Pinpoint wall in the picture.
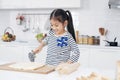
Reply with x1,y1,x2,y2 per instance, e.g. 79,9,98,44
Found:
0,9,80,42
78,0,120,45
0,11,10,36
0,0,120,45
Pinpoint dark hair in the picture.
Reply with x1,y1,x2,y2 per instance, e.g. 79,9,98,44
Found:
50,9,76,41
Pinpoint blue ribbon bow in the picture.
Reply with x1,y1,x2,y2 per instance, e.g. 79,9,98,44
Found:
57,37,68,47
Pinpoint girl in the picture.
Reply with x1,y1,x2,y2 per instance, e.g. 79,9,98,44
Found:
29,9,80,66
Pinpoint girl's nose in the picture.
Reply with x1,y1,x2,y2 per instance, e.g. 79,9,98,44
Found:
51,26,56,30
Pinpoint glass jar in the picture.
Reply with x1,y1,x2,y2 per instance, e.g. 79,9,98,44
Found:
82,35,88,44
94,36,100,45
88,36,94,45
78,35,83,44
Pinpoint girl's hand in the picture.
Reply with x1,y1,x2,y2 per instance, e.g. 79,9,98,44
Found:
32,49,39,54
66,60,73,64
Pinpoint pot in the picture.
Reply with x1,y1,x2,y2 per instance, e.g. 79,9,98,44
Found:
104,37,118,46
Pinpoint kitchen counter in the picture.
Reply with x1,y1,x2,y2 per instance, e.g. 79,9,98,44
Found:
0,40,40,47
0,40,120,50
78,44,120,50
0,61,115,80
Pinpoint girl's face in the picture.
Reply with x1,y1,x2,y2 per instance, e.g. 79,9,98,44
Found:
50,19,67,35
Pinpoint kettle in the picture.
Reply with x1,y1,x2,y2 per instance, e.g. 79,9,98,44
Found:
104,37,118,46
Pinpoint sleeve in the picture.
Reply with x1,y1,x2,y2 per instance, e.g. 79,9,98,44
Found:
42,35,49,45
68,34,80,62
42,29,54,45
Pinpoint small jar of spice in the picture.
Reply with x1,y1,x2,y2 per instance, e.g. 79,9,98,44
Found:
94,36,100,45
82,35,88,44
88,36,94,45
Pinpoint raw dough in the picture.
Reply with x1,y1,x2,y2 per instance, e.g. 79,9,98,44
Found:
55,62,80,74
76,72,111,80
9,62,44,70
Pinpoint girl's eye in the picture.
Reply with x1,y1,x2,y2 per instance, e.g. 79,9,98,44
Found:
55,25,58,27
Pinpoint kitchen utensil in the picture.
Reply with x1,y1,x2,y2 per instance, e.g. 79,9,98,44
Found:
28,51,36,62
22,15,30,32
114,37,117,42
99,27,105,36
104,37,118,46
100,36,106,46
104,29,108,36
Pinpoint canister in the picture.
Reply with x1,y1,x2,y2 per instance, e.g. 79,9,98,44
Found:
82,35,88,44
94,36,100,45
88,36,94,45
78,35,83,44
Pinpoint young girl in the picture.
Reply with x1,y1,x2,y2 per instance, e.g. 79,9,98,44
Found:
29,9,80,66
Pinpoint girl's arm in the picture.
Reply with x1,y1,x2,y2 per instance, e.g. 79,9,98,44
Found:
32,41,46,54
68,34,80,63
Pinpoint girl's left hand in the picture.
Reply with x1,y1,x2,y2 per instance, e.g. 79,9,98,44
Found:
66,60,73,64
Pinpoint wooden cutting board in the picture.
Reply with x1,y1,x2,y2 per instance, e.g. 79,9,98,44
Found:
117,61,120,80
0,62,55,74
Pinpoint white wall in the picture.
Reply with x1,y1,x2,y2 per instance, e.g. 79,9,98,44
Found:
78,0,120,44
0,0,120,45
0,11,10,36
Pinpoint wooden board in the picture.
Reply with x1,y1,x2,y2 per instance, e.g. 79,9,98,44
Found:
0,63,55,74
117,61,120,80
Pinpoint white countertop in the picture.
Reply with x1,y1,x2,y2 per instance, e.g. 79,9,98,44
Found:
78,44,120,50
0,40,39,47
0,61,116,80
0,40,120,50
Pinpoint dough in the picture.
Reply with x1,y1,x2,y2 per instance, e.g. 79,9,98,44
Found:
9,62,44,70
117,61,120,80
55,62,80,74
76,72,111,80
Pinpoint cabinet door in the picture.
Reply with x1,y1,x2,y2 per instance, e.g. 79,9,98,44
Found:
23,46,47,64
0,45,23,62
89,48,120,70
0,0,80,9
0,0,23,9
78,47,90,68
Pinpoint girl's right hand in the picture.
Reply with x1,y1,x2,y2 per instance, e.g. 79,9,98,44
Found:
32,49,39,54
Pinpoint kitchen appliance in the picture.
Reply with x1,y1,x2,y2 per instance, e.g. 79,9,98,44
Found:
104,37,118,46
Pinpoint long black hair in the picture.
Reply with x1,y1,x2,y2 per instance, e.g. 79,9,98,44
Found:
50,9,76,42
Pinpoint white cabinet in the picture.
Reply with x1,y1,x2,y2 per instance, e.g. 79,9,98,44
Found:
0,0,80,9
78,45,120,70
0,45,23,62
0,43,47,63
78,48,90,68
89,48,120,70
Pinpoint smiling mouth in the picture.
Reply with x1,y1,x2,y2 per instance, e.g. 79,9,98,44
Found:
53,29,58,32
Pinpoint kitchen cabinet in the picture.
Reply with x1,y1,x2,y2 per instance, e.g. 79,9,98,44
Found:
89,48,120,70
0,45,23,62
78,45,120,70
0,42,120,71
0,0,80,9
